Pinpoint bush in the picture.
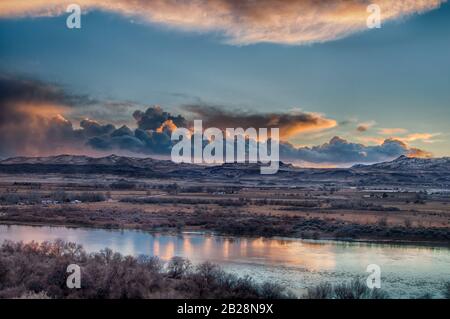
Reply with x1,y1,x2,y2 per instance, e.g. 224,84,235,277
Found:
444,282,450,299
50,191,70,203
302,279,389,299
334,279,370,299
304,283,333,299
110,181,136,190
76,192,106,202
167,257,192,279
258,282,287,299
0,192,42,205
0,240,293,299
377,217,388,227
49,191,106,203
15,291,51,299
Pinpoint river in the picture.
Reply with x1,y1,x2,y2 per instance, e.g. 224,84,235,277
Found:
0,224,449,298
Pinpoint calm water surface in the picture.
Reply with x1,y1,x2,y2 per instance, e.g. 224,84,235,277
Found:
0,224,449,298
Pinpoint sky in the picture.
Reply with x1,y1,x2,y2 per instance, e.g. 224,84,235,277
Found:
0,0,449,166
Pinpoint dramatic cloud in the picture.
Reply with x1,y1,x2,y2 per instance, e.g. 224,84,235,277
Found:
0,74,95,108
356,121,376,132
407,148,433,158
280,136,431,166
0,76,177,157
0,75,89,157
360,130,441,145
183,104,337,139
133,106,186,131
0,0,445,45
0,75,433,165
79,119,115,137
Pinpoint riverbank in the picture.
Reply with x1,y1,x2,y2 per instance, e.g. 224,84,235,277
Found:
1,204,449,245
1,220,449,248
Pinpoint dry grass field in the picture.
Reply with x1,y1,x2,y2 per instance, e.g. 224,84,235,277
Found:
1,173,449,243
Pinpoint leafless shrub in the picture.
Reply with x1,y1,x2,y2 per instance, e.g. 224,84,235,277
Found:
0,240,293,299
377,217,388,227
167,257,192,279
15,291,51,299
303,279,389,299
334,279,369,299
404,218,412,228
50,191,106,203
304,283,333,299
444,282,450,299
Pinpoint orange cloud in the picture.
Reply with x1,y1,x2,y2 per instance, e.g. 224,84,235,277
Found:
0,101,84,157
378,128,408,135
407,148,433,158
361,131,440,145
400,133,440,142
356,121,376,132
0,0,445,45
156,119,178,133
279,115,337,139
357,136,385,145
355,136,434,159
183,105,337,140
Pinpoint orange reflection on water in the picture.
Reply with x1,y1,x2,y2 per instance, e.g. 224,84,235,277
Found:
182,236,193,257
163,235,338,271
2,226,449,277
152,238,160,256
244,238,337,271
160,241,175,260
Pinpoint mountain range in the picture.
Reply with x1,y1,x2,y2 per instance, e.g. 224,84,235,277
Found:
1,154,449,188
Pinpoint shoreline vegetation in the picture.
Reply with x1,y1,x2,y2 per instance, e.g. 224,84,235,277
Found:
0,203,449,245
2,240,448,299
0,220,449,248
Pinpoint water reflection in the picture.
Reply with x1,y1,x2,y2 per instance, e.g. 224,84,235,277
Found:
0,224,449,298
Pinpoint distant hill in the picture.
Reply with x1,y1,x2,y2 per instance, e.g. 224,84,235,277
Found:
353,155,450,171
1,154,450,188
0,154,162,167
0,154,169,178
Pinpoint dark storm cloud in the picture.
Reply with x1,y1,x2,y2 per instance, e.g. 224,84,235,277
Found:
182,104,337,139
133,106,186,131
86,128,172,154
111,125,134,137
0,76,177,157
85,107,183,154
0,75,432,164
357,125,369,132
0,76,85,156
79,119,115,137
280,136,419,165
0,74,96,108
